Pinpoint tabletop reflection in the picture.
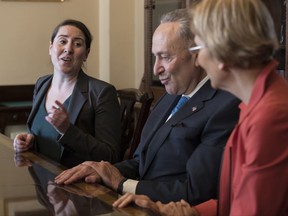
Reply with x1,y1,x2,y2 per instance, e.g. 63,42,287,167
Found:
0,133,152,216
28,163,113,216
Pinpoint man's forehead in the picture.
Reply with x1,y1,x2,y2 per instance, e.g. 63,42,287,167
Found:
152,24,187,52
155,22,180,35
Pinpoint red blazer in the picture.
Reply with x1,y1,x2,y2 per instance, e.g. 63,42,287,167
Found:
196,60,288,216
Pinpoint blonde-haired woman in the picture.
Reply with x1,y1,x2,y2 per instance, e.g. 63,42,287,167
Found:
190,0,288,215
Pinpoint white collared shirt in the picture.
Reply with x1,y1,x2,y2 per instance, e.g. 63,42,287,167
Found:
166,76,209,121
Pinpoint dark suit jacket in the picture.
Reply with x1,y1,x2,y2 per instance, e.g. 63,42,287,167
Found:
27,70,121,167
115,80,240,205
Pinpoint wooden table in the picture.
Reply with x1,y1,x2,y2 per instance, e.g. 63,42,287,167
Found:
0,133,153,216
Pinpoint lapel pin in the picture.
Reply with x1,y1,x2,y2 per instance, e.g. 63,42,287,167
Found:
192,106,197,112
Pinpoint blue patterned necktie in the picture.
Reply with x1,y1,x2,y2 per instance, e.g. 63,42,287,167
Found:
170,96,189,116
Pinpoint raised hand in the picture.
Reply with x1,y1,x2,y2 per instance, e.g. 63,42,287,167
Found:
45,100,70,135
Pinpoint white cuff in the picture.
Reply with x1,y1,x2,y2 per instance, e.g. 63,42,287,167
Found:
122,179,139,194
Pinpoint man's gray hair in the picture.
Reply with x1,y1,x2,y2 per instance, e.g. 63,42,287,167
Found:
160,9,194,44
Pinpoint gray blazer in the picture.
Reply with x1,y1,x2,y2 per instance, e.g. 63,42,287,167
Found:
27,70,121,167
115,80,240,205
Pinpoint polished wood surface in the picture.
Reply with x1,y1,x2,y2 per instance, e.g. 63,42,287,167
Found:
0,133,153,216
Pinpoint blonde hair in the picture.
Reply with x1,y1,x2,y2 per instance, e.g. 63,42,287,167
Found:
191,0,279,68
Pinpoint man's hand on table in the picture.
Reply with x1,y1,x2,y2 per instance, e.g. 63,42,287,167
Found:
55,161,124,192
55,161,101,185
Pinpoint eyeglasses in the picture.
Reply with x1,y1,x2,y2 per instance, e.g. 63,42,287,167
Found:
188,45,205,52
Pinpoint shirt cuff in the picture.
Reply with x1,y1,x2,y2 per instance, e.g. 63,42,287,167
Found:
122,179,139,194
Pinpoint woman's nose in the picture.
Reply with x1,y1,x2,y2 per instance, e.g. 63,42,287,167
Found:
64,43,73,54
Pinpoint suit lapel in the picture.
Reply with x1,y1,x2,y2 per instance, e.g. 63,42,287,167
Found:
27,76,52,129
59,72,87,158
67,71,88,124
139,94,178,151
140,81,217,178
137,94,178,175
